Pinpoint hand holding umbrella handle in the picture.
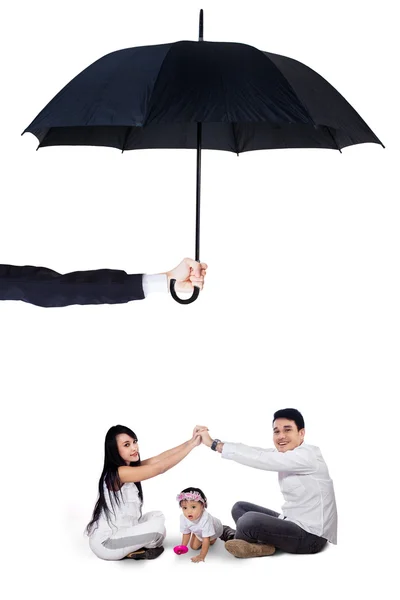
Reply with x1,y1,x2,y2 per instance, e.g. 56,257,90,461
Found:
169,279,200,304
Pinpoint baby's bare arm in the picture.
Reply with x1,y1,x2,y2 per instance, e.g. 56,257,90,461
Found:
191,537,211,563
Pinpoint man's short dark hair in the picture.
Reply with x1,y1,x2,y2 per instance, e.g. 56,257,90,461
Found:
273,408,305,431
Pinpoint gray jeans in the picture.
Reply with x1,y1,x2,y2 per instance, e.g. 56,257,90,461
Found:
232,501,327,554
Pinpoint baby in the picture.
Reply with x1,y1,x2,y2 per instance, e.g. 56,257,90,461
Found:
176,487,223,562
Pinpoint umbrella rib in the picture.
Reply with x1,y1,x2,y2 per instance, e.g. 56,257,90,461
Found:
261,51,316,127
324,126,342,153
142,43,175,126
213,45,240,155
36,127,51,150
121,126,133,153
231,122,240,155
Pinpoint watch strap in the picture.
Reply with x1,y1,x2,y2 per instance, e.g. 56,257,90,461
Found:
211,438,221,451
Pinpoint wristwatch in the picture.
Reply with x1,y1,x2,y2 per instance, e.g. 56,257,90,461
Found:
211,438,221,451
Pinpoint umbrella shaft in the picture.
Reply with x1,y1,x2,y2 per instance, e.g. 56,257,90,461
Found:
195,122,202,262
196,10,204,261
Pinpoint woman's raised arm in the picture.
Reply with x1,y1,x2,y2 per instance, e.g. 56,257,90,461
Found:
141,427,207,466
119,435,200,483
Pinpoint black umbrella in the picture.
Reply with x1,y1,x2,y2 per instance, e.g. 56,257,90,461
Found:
24,10,383,304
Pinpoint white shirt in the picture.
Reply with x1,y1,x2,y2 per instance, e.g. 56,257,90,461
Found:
142,274,168,296
222,442,337,544
180,509,223,540
90,482,142,540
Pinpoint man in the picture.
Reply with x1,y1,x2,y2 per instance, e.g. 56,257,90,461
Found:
0,257,207,307
197,408,337,558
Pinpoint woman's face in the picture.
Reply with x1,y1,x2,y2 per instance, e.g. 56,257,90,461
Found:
116,434,139,464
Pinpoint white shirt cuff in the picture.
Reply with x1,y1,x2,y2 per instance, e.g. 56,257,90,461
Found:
221,442,235,459
142,274,168,296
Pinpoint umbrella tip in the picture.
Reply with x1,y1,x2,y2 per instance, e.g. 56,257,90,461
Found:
199,9,204,42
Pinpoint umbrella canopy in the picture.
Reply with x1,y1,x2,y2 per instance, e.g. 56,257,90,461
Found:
24,10,382,304
25,40,381,153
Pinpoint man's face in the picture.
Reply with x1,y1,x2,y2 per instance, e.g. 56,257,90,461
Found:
273,418,304,452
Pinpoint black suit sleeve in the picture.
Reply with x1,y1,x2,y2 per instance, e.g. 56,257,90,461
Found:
0,264,145,307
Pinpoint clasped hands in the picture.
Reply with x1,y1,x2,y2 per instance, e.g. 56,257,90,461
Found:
190,425,214,448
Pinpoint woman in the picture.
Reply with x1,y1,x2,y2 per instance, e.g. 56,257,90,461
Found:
86,424,201,560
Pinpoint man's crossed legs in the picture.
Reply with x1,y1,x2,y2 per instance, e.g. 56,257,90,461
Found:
220,501,327,558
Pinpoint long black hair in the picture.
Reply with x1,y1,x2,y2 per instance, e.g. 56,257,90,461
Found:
86,425,143,535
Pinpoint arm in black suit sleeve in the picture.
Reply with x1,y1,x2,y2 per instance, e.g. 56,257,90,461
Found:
0,264,145,307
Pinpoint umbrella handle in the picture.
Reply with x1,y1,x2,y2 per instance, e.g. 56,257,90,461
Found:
169,279,200,305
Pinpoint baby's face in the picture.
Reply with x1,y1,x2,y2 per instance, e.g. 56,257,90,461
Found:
180,500,204,521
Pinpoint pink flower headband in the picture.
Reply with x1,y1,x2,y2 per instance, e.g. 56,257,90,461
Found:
176,491,205,504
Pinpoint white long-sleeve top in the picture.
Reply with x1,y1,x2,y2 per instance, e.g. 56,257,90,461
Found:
222,442,337,544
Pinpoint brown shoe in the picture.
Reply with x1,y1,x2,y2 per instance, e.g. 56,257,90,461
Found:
143,546,164,560
124,546,164,560
225,539,276,558
124,548,146,560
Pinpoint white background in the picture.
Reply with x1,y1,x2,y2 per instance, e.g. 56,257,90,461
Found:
0,0,398,598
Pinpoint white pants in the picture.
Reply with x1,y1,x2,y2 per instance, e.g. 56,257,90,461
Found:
89,511,166,561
